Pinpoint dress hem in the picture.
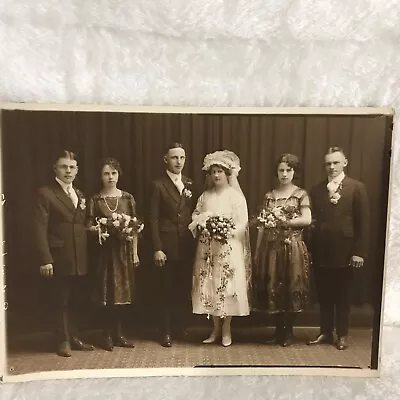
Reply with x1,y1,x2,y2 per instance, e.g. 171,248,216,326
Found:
193,311,250,317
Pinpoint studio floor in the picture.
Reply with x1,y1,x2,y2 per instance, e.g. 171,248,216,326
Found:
6,326,373,376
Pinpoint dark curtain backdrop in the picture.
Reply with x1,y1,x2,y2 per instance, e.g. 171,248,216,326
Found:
1,110,391,333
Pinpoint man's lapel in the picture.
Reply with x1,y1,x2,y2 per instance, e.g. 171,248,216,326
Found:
340,176,350,189
320,179,331,205
74,187,86,218
51,181,76,213
178,175,192,210
337,175,351,200
162,173,181,205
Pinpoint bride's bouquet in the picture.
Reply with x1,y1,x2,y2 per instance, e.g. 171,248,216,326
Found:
193,213,236,245
95,212,144,245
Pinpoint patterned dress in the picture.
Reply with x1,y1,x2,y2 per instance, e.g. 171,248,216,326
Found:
191,187,251,317
252,187,310,313
88,191,136,306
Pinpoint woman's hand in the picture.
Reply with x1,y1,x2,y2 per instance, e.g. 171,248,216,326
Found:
133,254,140,267
285,219,294,228
88,226,99,233
99,231,109,241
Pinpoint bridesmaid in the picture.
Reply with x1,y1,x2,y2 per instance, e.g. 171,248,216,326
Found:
88,157,140,351
252,153,311,346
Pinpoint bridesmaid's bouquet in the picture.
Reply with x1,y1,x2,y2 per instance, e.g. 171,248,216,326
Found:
251,205,299,230
95,212,144,245
197,214,236,245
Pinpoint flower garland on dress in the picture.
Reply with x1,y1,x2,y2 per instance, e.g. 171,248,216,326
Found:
196,214,236,317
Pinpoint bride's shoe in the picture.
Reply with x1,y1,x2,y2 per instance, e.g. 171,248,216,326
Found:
222,335,232,347
221,317,232,347
202,331,220,344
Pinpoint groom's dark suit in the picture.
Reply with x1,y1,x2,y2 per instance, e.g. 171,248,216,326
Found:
33,180,88,344
149,173,196,337
311,176,369,338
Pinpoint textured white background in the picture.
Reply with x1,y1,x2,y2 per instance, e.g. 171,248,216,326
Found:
1,0,400,398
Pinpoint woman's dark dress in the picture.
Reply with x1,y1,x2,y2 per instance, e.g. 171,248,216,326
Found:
88,191,136,306
253,188,310,313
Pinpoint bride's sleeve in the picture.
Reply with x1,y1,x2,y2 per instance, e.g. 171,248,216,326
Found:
232,193,249,239
188,192,205,237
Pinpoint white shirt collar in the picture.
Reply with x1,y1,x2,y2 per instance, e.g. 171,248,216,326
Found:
166,170,182,182
55,177,73,192
328,171,345,184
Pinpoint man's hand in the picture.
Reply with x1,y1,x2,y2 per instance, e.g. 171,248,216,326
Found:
154,250,167,267
350,255,364,268
40,264,54,277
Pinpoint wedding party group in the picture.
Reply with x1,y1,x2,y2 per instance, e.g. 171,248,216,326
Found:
33,142,370,358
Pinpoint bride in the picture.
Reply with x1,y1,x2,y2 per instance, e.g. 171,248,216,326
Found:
189,150,251,347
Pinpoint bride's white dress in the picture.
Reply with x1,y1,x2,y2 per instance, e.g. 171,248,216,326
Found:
191,186,250,317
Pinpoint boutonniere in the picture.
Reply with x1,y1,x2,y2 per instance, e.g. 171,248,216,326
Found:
329,182,343,205
79,198,86,210
183,180,193,198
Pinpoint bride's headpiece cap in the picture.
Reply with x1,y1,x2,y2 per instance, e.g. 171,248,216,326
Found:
202,150,241,174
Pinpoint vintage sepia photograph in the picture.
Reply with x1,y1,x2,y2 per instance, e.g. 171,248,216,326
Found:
0,104,394,381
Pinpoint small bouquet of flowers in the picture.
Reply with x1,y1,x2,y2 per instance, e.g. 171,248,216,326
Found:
251,205,300,243
252,205,300,229
196,214,236,245
95,212,144,245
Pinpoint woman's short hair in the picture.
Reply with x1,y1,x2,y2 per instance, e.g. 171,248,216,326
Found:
274,153,301,178
101,157,123,176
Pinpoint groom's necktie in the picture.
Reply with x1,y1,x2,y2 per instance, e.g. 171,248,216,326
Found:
66,186,78,208
173,177,185,195
327,179,340,194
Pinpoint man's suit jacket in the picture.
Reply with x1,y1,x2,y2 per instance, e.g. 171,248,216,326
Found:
33,181,88,277
149,173,196,262
310,176,370,268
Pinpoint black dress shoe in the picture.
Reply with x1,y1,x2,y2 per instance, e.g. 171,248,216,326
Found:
307,333,334,345
114,335,135,348
70,337,95,351
280,334,294,347
57,341,72,357
336,336,348,351
265,334,277,344
102,333,114,351
161,334,172,348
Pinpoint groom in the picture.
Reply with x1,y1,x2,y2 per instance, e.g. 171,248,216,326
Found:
308,147,370,351
149,142,196,347
33,150,94,357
